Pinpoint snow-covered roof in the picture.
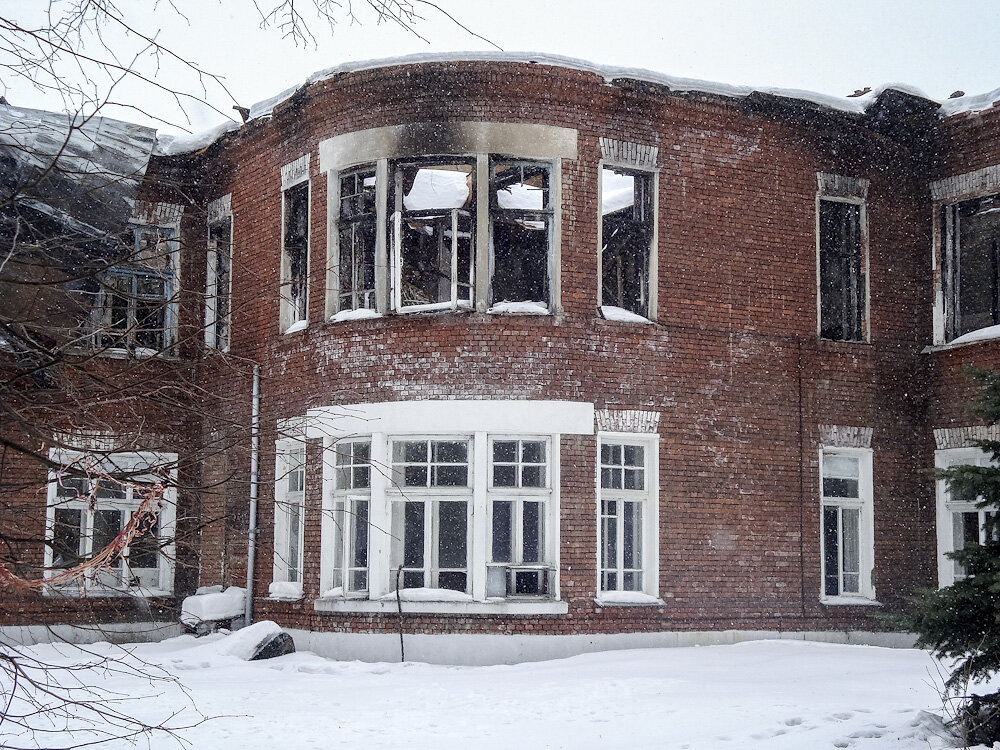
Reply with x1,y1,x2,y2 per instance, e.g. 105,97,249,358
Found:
153,52,1000,157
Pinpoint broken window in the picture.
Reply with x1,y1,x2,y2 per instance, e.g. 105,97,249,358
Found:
206,216,232,350
330,439,371,593
391,161,474,312
487,438,552,597
94,226,177,352
273,441,305,585
942,194,1000,340
818,199,865,341
337,167,378,312
390,439,470,592
820,448,873,600
601,167,653,317
282,181,309,327
490,160,552,306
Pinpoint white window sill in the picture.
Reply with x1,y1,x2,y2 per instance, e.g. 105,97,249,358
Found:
96,346,175,360
594,594,664,607
488,301,551,315
820,596,881,606
43,586,173,598
314,597,568,616
330,308,382,323
266,595,304,602
598,306,653,324
283,320,309,334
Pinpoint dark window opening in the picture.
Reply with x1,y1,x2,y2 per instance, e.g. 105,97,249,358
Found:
601,167,653,317
490,160,552,306
208,217,232,349
283,181,309,324
819,199,864,341
338,167,378,311
943,194,1000,340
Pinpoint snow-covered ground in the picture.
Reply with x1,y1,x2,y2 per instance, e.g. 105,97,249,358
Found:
0,625,982,749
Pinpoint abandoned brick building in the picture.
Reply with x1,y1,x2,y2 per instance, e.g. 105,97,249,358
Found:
3,54,1000,662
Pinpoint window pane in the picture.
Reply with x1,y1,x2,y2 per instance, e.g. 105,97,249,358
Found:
819,199,863,341
433,441,467,463
623,501,642,572
493,441,517,463
521,465,544,488
523,501,542,563
93,509,123,568
624,468,644,491
403,503,424,568
437,501,467,569
601,515,617,576
822,477,859,498
841,508,860,594
822,506,840,596
56,477,87,499
287,501,301,583
404,465,428,487
437,571,467,591
521,441,545,464
401,441,426,463
52,508,82,568
823,455,859,478
352,499,369,569
493,465,517,487
96,481,126,500
433,465,468,487
956,195,1000,336
492,501,513,562
129,514,159,570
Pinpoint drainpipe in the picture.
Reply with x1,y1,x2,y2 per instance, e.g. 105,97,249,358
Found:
244,364,261,625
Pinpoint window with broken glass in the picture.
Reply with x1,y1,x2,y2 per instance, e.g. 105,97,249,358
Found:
941,194,1000,341
818,198,866,341
487,438,552,597
273,442,305,585
389,439,471,592
490,160,552,306
282,181,309,328
599,441,649,593
206,216,232,350
329,439,371,594
94,226,177,352
391,161,475,312
820,448,873,600
45,453,175,594
601,167,653,318
337,167,378,312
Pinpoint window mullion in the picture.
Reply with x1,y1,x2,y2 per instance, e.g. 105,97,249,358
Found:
451,209,459,309
471,432,488,600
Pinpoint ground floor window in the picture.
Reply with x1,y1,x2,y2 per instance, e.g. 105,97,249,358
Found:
819,447,874,601
45,450,176,595
935,447,998,586
273,440,305,588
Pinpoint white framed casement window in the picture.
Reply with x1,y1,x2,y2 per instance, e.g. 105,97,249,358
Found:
273,440,306,589
205,195,233,351
390,160,475,313
816,174,869,342
388,438,473,592
326,438,371,595
44,450,177,595
935,447,997,587
333,165,378,314
598,164,657,321
596,433,660,601
280,155,310,332
487,436,555,597
819,447,875,602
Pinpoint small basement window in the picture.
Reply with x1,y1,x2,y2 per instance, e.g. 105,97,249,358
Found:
490,160,552,307
601,167,654,318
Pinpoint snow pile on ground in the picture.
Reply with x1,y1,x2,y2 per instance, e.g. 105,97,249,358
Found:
179,586,245,626
3,638,993,749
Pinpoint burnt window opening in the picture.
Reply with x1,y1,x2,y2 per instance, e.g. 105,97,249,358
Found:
207,217,232,350
601,167,653,317
283,181,309,326
942,194,1000,341
490,160,552,306
338,167,378,312
93,226,176,352
391,161,475,312
818,199,865,341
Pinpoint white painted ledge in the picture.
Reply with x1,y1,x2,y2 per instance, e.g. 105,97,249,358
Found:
314,598,568,616
820,596,881,607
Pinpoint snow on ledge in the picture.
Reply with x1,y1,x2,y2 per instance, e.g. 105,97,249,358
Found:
948,324,1000,346
378,587,474,603
283,320,308,334
268,581,303,600
600,305,652,324
489,300,550,315
595,591,664,606
180,586,246,626
153,119,240,156
330,308,382,323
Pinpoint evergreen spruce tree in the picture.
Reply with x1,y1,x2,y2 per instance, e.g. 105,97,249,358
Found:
904,368,1000,744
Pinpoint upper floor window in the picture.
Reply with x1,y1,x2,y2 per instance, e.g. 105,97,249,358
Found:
206,207,232,351
600,167,655,319
337,167,377,312
94,226,178,353
816,173,868,342
280,154,311,332
819,447,874,601
941,194,1000,341
490,160,552,307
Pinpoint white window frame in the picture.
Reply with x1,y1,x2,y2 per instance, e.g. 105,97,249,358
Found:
595,432,660,601
44,449,177,596
597,161,658,321
280,155,311,332
323,438,372,596
819,446,875,603
935,446,997,587
205,200,233,351
272,439,306,589
331,164,379,316
815,193,869,342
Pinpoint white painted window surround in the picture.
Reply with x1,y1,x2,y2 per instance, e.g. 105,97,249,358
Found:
308,400,592,615
935,447,997,587
272,439,306,596
819,446,876,605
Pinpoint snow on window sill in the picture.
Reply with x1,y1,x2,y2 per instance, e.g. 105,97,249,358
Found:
283,320,309,334
42,585,173,599
488,301,550,315
924,324,1000,353
599,306,653,324
330,308,382,323
820,596,881,607
314,596,568,616
594,592,664,607
267,581,304,601
398,301,474,315
96,345,176,360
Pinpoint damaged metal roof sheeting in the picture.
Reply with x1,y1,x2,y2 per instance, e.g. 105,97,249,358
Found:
0,103,157,235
